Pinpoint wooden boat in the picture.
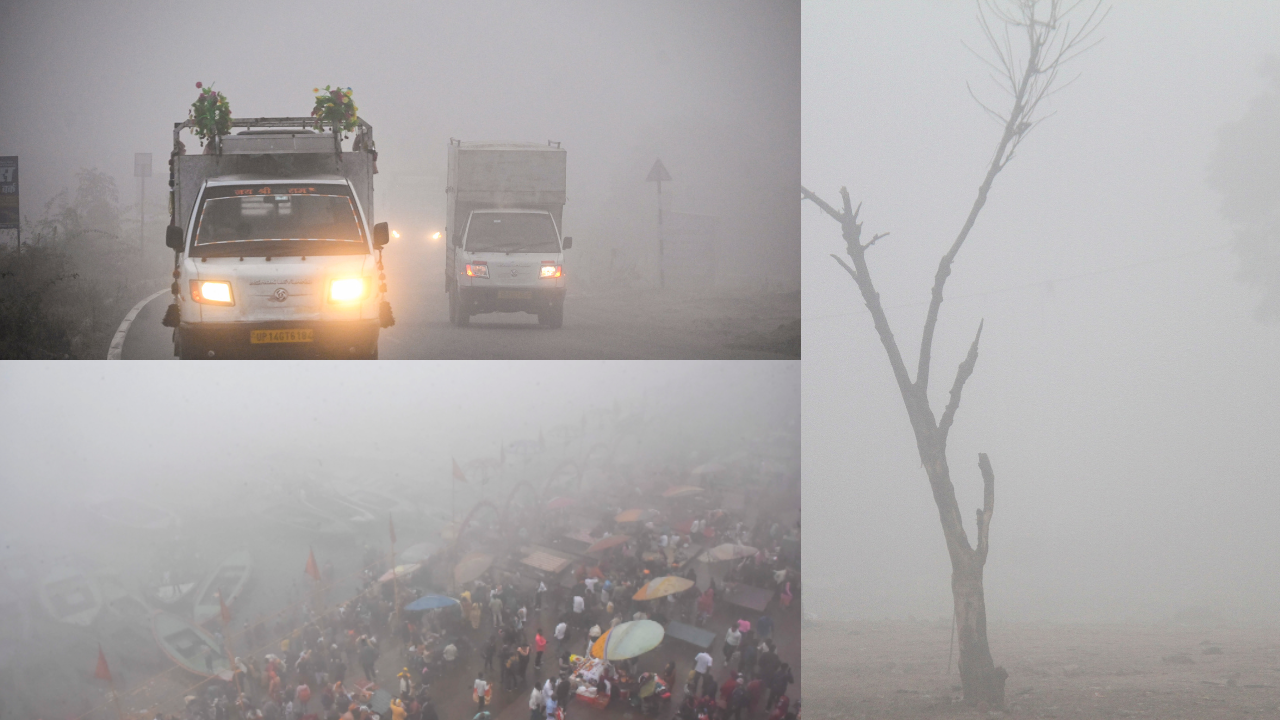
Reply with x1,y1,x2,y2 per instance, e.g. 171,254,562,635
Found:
38,566,102,627
85,497,180,531
299,487,376,526
191,549,252,625
147,578,197,607
340,484,415,519
258,502,352,538
96,572,152,627
151,611,232,680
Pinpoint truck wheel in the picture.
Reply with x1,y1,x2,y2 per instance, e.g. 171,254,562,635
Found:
547,301,564,329
177,332,202,360
450,288,470,326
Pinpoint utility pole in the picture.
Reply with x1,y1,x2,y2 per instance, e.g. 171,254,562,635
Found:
646,159,672,289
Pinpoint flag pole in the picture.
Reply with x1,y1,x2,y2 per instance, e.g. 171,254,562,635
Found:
108,674,126,720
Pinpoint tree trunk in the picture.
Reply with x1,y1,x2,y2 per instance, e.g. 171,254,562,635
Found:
953,553,1006,707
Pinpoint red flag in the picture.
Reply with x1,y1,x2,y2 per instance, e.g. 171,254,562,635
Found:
218,590,231,624
94,645,112,682
452,457,468,483
389,513,396,545
305,547,321,581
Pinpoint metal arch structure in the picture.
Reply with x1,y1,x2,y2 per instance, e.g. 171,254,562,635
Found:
542,459,583,496
501,480,541,523
449,499,502,556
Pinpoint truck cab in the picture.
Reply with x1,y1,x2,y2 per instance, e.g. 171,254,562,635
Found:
445,140,570,328
165,120,391,358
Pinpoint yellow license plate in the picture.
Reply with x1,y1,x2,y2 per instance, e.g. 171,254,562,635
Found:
250,329,314,344
497,290,531,300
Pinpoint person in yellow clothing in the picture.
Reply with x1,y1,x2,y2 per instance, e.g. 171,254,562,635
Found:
389,698,407,720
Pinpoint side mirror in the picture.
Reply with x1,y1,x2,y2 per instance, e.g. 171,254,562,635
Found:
562,236,573,250
165,225,184,251
373,222,390,249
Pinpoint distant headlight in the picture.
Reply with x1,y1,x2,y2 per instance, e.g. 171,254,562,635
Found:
466,263,489,278
191,280,233,305
540,265,563,279
329,277,370,303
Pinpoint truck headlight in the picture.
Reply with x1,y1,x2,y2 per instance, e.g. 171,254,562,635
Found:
329,277,370,303
465,263,489,278
190,280,234,306
540,264,563,279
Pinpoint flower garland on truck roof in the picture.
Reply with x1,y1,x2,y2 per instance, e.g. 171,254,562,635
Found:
189,82,231,147
312,85,358,138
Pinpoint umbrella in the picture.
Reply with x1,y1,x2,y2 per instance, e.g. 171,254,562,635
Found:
590,619,665,660
661,485,703,499
453,552,493,586
700,543,757,562
690,462,725,476
632,575,695,601
546,497,576,510
586,534,630,554
397,542,435,564
404,594,459,612
378,563,420,583
615,508,655,523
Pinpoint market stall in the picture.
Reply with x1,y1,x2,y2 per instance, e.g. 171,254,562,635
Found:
719,581,773,613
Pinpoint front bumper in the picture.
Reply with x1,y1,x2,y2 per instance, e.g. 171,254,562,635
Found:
178,320,379,359
458,286,565,315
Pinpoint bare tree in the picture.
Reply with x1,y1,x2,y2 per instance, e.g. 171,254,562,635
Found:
802,0,1106,707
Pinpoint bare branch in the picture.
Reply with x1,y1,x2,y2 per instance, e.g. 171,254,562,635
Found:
939,320,984,442
800,185,844,225
830,254,858,281
975,452,995,564
865,231,890,251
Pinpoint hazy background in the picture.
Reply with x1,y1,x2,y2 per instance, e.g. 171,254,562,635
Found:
803,1,1280,626
0,0,799,291
0,361,798,526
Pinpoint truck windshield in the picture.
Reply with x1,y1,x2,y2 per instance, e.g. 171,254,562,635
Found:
192,184,366,256
464,212,560,253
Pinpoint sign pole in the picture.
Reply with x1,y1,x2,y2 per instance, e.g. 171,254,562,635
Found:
646,160,672,290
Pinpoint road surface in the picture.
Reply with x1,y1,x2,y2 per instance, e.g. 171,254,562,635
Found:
116,285,800,360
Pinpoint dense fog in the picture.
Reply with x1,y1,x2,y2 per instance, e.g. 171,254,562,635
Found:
803,2,1280,626
0,360,799,717
0,1,798,293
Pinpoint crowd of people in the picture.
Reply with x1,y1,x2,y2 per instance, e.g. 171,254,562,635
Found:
160,479,799,720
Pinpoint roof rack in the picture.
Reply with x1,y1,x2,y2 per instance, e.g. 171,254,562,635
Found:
173,116,374,159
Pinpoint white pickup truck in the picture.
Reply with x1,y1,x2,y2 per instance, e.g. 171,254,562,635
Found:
163,117,392,358
445,140,571,328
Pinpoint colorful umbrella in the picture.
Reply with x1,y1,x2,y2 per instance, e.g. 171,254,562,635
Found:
661,485,703,499
378,563,420,583
453,552,493,586
615,508,656,523
404,594,459,612
546,497,576,510
397,542,435,564
632,575,695,601
700,543,757,562
590,619,665,660
586,534,631,554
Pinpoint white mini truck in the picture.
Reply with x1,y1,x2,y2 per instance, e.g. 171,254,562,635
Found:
445,140,571,328
164,117,391,359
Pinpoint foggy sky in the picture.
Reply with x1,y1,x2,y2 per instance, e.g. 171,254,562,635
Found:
0,0,799,286
803,2,1280,624
0,361,798,535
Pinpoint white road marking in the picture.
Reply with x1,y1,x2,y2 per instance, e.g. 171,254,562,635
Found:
106,289,168,360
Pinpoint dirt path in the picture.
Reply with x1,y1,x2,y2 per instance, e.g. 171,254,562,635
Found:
802,619,1280,719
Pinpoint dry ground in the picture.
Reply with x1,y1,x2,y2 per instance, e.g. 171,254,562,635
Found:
803,619,1280,719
